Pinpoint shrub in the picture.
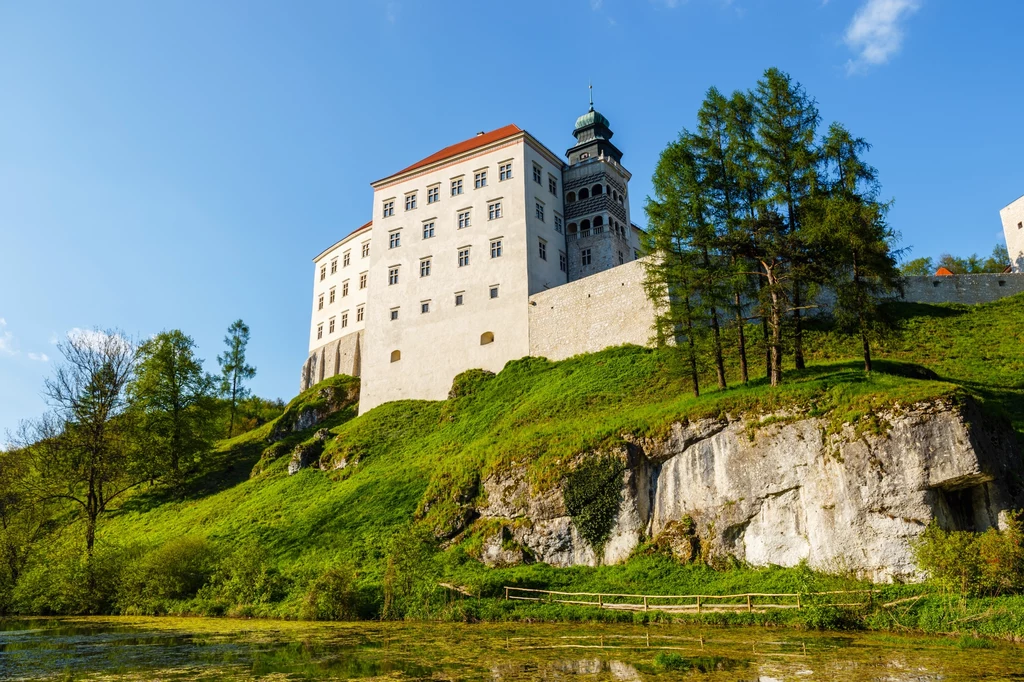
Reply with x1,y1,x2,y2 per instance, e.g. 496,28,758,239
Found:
912,513,1024,597
381,525,439,620
563,455,625,557
13,539,127,615
301,565,359,621
117,536,219,613
199,540,286,610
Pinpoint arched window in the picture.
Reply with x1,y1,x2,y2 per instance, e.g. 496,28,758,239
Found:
592,184,603,195
594,215,604,227
579,188,590,200
390,350,401,363
612,190,618,201
480,331,494,345
567,222,578,234
619,193,625,205
581,219,591,232
567,191,576,203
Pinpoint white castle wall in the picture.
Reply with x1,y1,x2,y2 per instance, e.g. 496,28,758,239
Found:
1000,195,1024,273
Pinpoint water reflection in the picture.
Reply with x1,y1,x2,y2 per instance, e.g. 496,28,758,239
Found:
0,617,1021,681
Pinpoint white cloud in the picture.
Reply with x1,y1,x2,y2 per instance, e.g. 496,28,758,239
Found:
386,1,398,23
0,318,14,356
844,0,921,73
27,352,49,362
590,0,603,10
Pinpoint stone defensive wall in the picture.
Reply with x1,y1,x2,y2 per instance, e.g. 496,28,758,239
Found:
900,273,1024,305
300,330,362,392
528,258,657,361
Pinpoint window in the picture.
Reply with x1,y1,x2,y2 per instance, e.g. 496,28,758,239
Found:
581,248,592,266
619,251,624,265
342,280,349,297
538,239,547,261
420,258,431,277
451,178,463,196
356,305,364,322
317,323,323,339
559,251,567,272
390,350,401,362
549,176,557,195
480,331,494,345
554,215,563,233
341,312,348,328
421,301,430,314
499,162,512,181
488,202,502,220
1019,221,1023,229
490,239,502,258
318,294,324,310
634,249,640,260
405,193,417,211
423,221,435,239
329,317,335,334
389,231,401,249
320,265,326,281
489,286,499,299
458,210,471,229
532,164,542,184
428,186,440,204
329,287,336,304
458,248,470,267
567,191,576,203
359,272,367,289
579,188,590,200
592,183,603,195
455,293,464,306
580,152,590,160
343,251,350,267
535,202,544,222
390,308,399,321
382,199,394,217
474,170,487,189
330,258,337,274
388,267,399,285
361,242,370,258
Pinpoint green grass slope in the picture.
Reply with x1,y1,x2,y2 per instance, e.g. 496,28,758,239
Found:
81,294,1024,626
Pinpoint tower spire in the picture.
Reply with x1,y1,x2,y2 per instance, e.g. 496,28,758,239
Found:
589,80,593,110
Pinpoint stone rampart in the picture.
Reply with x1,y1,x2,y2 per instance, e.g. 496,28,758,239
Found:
300,330,362,392
901,273,1024,305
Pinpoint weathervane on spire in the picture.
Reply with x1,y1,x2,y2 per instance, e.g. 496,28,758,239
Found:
589,80,594,110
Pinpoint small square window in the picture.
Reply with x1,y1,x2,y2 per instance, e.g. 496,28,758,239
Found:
390,308,399,321
499,162,512,181
320,266,326,281
328,317,335,334
455,293,464,306
343,251,351,267
548,176,557,195
388,267,399,285
1019,221,1023,230
330,259,337,274
317,323,323,339
582,248,592,266
389,231,401,249
555,215,563,233
474,170,487,189
458,248,470,267
559,251,567,272
329,288,336,304
405,193,417,211
359,272,367,289
535,203,544,222
428,186,440,204
362,243,370,258
490,239,502,258
458,211,471,229
420,258,431,277
341,312,348,328
423,222,435,239
488,202,502,220
342,281,349,297
489,286,499,299
382,200,394,218
538,239,547,261
451,178,463,196
356,305,364,322
421,301,430,314
532,164,542,184
318,294,324,310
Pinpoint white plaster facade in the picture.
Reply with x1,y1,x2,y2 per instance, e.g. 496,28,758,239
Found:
302,114,647,413
1000,194,1024,273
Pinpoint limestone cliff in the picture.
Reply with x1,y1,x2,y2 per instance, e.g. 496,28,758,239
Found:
474,396,1021,582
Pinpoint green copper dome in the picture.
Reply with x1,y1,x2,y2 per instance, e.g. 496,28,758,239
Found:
574,107,611,131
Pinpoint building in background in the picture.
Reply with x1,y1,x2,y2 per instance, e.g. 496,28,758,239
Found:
1000,194,1024,273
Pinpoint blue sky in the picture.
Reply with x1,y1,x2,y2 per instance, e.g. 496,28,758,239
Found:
1,0,1022,436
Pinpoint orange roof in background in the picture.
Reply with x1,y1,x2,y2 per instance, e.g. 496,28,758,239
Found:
934,266,954,276
384,125,523,180
347,219,372,238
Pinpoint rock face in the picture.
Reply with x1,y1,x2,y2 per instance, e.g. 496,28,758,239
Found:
475,397,1021,581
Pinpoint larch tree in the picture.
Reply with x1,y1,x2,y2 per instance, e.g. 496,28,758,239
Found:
218,319,256,438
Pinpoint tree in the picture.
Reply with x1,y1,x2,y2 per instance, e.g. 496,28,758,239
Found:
218,320,256,437
131,330,219,486
811,123,904,372
23,329,144,555
753,68,821,373
900,257,934,276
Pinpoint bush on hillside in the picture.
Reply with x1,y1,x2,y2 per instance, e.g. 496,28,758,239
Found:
197,540,286,614
563,455,626,559
117,536,219,613
12,538,128,615
300,565,360,621
912,512,1024,597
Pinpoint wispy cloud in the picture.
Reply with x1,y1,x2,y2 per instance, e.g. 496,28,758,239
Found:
844,0,921,74
386,1,399,23
27,352,49,362
590,0,603,10
0,319,14,356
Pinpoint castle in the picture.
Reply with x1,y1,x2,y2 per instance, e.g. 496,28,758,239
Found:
1001,194,1024,273
301,105,655,413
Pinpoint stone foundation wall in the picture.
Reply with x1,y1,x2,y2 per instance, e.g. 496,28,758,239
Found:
300,330,363,392
901,273,1024,305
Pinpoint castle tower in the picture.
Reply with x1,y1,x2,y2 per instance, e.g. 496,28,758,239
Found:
563,91,639,281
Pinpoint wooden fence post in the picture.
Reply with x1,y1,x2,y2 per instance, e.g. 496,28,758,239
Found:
747,595,752,613
504,587,509,601
644,596,648,612
696,596,701,614
598,594,603,609
797,593,801,609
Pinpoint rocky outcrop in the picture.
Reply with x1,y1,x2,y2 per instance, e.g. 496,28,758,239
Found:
268,380,358,443
474,397,1021,581
287,428,331,475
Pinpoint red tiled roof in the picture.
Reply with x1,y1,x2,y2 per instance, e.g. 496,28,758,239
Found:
385,125,523,180
934,266,954,276
346,219,372,239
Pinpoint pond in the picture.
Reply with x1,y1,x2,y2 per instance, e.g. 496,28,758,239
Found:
1,617,1022,681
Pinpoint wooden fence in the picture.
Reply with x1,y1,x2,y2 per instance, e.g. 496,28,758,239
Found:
503,586,878,614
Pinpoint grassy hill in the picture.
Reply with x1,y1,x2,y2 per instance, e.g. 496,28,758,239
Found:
12,294,1024,634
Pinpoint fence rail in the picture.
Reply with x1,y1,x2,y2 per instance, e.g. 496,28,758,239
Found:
503,586,879,614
